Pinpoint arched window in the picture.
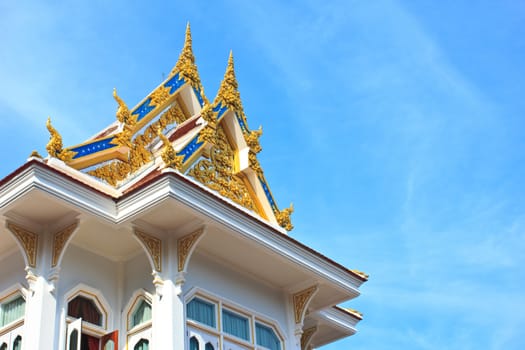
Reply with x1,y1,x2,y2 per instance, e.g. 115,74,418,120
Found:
131,299,151,329
68,296,102,326
69,330,78,350
0,295,25,327
134,339,149,350
12,335,22,350
189,336,199,350
205,342,215,350
0,343,7,350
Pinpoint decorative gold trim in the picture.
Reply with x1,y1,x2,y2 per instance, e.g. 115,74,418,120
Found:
177,228,204,272
6,222,38,268
134,230,162,272
301,326,317,350
292,285,318,324
351,269,369,280
52,222,78,267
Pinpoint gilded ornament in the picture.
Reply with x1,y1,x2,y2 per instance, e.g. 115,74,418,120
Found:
52,223,78,267
87,160,130,186
29,150,43,159
112,89,136,148
188,126,256,211
134,229,162,272
6,222,38,268
197,104,218,144
87,104,185,186
276,203,294,231
215,52,244,113
159,131,183,170
245,126,262,153
171,23,208,104
177,228,204,272
293,285,318,324
113,88,133,124
150,85,172,107
46,117,75,161
300,327,317,350
248,152,262,176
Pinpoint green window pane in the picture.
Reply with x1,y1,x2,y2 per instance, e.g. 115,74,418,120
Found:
222,309,249,341
187,298,216,328
256,323,281,350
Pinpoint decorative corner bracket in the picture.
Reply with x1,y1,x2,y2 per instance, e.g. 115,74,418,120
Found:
177,227,206,273
52,222,79,267
134,229,163,272
301,326,318,350
6,222,38,268
293,285,319,325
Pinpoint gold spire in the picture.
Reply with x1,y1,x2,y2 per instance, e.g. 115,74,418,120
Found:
215,51,243,113
46,117,74,162
172,22,206,100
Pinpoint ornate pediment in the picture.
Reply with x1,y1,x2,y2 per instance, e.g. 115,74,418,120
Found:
43,24,293,231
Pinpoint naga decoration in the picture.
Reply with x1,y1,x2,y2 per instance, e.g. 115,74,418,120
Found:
159,131,183,170
276,203,294,231
112,88,137,148
46,117,74,161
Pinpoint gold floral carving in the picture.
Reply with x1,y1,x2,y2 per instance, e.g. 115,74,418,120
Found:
188,126,256,211
52,222,78,267
293,285,318,324
245,126,262,153
46,117,75,161
6,222,38,268
134,229,162,272
159,132,183,170
88,103,185,186
177,228,204,272
300,326,317,350
276,203,294,231
150,85,172,107
197,104,218,144
248,152,262,176
172,23,208,104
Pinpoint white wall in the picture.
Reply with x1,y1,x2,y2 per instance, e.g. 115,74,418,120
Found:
183,252,289,334
0,251,26,293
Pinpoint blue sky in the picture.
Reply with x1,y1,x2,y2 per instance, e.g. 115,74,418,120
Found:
1,1,525,349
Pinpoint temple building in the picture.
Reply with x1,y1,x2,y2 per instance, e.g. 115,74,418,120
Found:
0,25,367,350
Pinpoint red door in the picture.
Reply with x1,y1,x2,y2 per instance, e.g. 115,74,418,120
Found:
100,330,118,350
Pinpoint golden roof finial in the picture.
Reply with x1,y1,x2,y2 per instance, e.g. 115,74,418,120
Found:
172,22,206,101
215,51,243,113
46,117,74,162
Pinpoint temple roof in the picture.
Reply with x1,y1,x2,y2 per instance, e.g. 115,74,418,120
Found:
43,24,293,231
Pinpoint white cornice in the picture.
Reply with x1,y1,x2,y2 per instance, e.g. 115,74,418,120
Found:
0,162,364,296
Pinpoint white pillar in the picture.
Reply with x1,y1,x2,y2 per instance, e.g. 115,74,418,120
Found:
22,269,57,350
151,276,185,350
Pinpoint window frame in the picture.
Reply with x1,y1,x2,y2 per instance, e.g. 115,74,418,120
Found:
64,284,111,338
0,286,27,334
185,289,285,350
